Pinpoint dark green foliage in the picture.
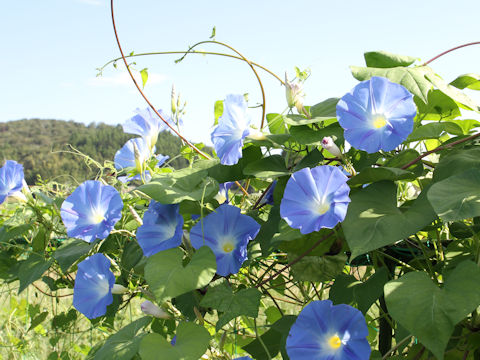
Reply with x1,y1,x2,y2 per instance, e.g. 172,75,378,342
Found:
0,119,187,184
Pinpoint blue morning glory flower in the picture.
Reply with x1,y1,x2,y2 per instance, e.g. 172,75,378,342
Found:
60,180,123,243
211,94,252,165
114,137,154,183
214,182,234,204
0,160,25,204
136,201,184,256
286,300,371,360
155,154,169,168
189,204,260,276
280,166,350,234
336,76,416,153
123,107,170,150
73,253,115,319
234,357,253,360
260,180,277,206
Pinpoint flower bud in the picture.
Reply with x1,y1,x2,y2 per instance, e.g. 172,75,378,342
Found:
171,84,177,114
246,129,267,141
111,284,128,294
140,300,170,319
285,73,305,113
321,137,342,158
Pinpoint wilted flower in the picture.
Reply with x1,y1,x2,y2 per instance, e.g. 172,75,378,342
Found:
189,204,260,276
136,201,184,257
214,182,234,204
114,137,154,183
60,180,123,243
155,154,169,168
261,180,277,206
280,166,350,234
286,300,370,360
321,137,342,158
336,76,416,153
123,107,170,150
140,300,170,319
73,253,115,319
285,73,305,114
0,160,25,204
211,94,251,166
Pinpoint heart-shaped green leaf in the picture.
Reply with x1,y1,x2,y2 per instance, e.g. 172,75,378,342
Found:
139,322,211,360
145,246,216,304
428,169,480,221
343,181,436,259
384,261,480,360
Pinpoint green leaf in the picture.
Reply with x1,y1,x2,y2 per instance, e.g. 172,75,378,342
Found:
213,100,223,126
449,119,480,134
18,253,52,293
310,98,339,118
364,51,417,68
289,122,343,145
145,246,216,304
407,122,464,142
28,311,48,332
290,254,346,282
384,261,480,360
243,155,289,178
0,224,32,243
284,114,334,126
200,279,262,331
343,181,436,259
428,169,480,221
384,149,423,177
414,90,461,120
266,113,287,134
348,167,415,186
139,322,210,360
433,148,480,182
140,68,148,89
350,65,433,103
54,239,92,273
138,168,218,204
242,316,297,360
450,73,480,91
94,317,151,360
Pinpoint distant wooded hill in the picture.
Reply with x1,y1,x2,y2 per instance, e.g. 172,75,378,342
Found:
0,119,189,184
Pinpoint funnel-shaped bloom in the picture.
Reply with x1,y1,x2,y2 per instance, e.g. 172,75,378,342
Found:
73,253,115,319
214,182,234,204
136,201,184,256
0,160,25,204
190,204,260,276
336,76,416,153
280,166,350,234
286,300,370,360
211,94,251,165
61,180,123,243
123,107,170,150
114,137,154,183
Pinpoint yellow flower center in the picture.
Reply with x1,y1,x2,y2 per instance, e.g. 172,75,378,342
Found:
222,242,235,253
328,335,342,349
318,202,330,215
372,115,387,129
91,210,105,224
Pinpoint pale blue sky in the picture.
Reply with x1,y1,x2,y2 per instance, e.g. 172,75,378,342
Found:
1,0,479,143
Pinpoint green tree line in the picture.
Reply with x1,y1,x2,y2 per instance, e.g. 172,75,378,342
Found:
0,119,188,184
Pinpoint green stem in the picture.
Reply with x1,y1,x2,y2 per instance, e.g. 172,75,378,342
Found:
254,318,272,360
379,295,393,356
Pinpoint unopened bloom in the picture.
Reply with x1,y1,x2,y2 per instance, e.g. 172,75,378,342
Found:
280,166,350,234
141,300,170,319
214,182,234,204
286,300,370,360
211,94,251,165
60,180,123,243
123,107,170,150
321,137,342,158
136,201,184,256
0,160,25,205
189,204,260,276
73,253,115,319
336,76,416,153
285,73,305,114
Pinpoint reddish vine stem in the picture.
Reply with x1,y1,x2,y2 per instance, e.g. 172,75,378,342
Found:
256,231,335,288
110,0,208,159
32,283,73,298
422,41,480,66
110,1,249,196
401,132,480,170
